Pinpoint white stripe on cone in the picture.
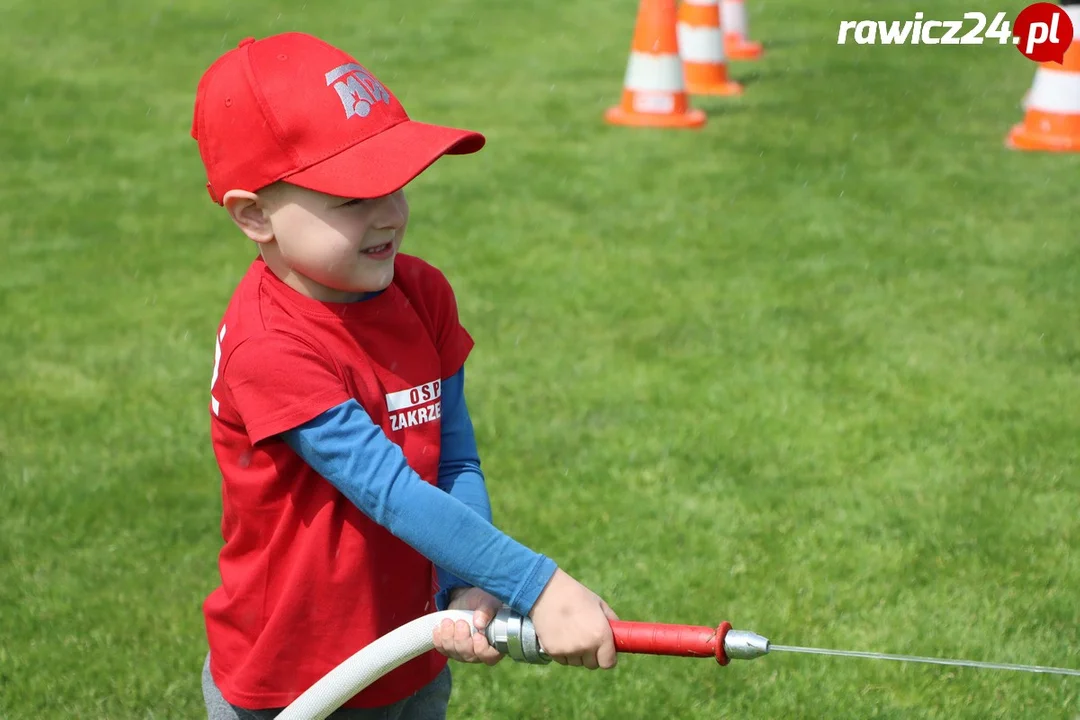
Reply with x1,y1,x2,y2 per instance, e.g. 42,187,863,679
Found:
1015,8,1080,112
1025,67,1080,114
722,0,748,35
677,24,726,62
1066,6,1080,40
624,53,686,92
682,0,717,6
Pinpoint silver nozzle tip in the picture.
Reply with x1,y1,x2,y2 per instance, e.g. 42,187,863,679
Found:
724,630,771,661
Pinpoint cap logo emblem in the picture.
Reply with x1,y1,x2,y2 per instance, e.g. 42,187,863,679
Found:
325,63,391,119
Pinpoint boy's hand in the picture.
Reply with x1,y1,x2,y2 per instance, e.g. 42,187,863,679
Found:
432,587,504,666
528,568,619,670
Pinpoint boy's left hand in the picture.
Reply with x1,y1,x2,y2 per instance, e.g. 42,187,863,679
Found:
432,588,505,666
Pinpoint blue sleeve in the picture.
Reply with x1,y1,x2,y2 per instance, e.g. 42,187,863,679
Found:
280,369,557,616
432,367,492,609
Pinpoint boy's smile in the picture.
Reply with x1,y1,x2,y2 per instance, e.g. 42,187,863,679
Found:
361,240,395,260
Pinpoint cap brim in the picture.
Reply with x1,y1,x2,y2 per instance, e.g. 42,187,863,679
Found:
280,120,485,199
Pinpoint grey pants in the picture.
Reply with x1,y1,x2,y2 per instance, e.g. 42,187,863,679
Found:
202,654,452,720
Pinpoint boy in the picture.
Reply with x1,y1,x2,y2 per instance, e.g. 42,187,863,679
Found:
191,32,619,720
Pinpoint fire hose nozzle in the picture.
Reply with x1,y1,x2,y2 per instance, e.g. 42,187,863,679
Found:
484,608,771,666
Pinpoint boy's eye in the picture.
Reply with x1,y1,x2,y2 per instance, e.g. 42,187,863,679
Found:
341,198,367,207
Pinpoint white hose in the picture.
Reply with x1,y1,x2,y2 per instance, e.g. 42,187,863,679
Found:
277,610,477,720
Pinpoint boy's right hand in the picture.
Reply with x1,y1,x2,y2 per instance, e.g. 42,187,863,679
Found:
528,568,619,670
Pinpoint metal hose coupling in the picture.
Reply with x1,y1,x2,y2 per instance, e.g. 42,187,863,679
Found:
483,607,771,665
484,607,551,664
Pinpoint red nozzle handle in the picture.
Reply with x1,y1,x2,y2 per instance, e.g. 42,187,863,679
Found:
610,620,734,665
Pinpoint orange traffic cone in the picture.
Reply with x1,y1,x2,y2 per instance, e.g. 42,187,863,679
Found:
1007,6,1080,151
721,0,763,60
677,0,743,96
605,0,706,128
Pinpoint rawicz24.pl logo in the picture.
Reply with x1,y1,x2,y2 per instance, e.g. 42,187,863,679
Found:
837,3,1075,64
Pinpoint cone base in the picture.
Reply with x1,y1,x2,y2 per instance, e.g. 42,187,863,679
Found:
686,79,744,96
604,106,707,128
726,39,763,60
1006,123,1080,152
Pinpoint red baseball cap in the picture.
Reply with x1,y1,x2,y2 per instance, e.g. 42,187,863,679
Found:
191,32,485,204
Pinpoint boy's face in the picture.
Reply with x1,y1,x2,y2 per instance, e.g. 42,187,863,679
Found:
259,182,409,302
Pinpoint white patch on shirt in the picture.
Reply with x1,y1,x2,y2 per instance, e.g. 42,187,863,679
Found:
387,380,442,432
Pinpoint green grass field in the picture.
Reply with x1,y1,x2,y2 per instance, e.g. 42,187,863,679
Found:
3,0,1079,717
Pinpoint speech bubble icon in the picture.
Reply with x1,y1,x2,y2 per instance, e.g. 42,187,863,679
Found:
1014,3,1074,64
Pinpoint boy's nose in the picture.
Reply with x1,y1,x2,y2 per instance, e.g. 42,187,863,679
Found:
372,191,408,228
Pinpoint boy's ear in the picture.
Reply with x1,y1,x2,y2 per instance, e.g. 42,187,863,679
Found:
223,190,274,244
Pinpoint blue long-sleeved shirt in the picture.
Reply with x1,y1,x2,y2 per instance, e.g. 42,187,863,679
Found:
280,366,557,615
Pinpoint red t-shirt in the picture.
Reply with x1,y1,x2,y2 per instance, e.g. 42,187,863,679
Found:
204,254,474,709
